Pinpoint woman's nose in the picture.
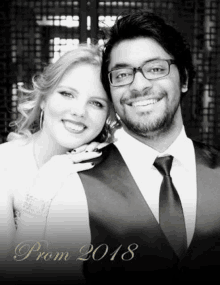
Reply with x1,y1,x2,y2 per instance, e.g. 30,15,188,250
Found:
70,101,86,117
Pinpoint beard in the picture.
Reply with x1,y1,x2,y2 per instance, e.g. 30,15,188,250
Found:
119,93,180,139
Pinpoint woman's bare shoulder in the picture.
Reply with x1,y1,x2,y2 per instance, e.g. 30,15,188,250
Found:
0,139,32,167
0,139,28,150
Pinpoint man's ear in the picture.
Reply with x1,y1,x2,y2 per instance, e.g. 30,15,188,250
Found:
181,70,188,93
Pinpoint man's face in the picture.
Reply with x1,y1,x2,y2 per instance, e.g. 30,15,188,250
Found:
108,37,187,138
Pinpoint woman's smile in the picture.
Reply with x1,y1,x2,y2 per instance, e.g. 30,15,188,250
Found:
62,119,86,134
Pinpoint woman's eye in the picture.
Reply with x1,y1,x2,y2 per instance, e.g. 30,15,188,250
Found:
59,91,74,98
90,101,103,108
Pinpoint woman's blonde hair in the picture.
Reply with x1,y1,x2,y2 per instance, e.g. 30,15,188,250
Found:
8,44,118,142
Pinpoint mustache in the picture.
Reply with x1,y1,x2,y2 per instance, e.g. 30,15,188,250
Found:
121,90,166,104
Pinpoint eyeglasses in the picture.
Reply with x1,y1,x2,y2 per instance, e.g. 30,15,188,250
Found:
108,59,176,87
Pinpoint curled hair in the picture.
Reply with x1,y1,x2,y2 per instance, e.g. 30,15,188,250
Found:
101,10,196,100
8,44,117,143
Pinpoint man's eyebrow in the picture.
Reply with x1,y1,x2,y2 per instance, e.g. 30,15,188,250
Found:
109,63,131,71
109,57,164,71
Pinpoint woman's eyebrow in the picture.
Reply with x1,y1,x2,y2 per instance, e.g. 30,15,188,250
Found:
90,96,108,103
56,86,79,93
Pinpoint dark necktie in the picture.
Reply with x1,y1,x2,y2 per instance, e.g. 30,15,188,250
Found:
154,156,187,259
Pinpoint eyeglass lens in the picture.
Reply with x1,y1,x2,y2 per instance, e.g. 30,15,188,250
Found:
109,60,170,86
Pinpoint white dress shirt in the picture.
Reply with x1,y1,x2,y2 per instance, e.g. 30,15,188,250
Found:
114,127,197,246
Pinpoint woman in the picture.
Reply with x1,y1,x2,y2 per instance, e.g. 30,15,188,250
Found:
0,44,117,257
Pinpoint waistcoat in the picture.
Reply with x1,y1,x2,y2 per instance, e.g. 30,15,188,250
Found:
78,142,220,285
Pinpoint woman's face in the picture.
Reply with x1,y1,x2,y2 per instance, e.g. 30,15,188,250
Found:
40,63,109,152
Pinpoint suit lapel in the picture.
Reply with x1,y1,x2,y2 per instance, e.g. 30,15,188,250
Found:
184,142,220,257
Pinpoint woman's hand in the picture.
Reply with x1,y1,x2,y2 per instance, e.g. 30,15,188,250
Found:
38,141,109,177
69,141,109,154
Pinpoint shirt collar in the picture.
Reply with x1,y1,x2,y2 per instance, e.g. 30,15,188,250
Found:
158,127,194,171
114,127,159,171
114,126,194,172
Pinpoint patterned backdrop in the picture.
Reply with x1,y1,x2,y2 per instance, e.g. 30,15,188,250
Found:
0,0,220,146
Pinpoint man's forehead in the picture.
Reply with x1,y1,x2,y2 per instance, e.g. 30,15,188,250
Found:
108,37,169,70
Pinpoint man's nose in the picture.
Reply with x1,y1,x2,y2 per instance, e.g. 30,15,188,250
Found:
130,71,153,92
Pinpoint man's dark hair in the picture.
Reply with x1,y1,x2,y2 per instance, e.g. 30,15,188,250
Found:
101,10,196,100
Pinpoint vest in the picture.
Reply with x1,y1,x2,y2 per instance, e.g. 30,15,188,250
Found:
78,142,220,284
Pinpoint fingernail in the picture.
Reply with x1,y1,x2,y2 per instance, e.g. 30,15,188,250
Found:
94,148,101,153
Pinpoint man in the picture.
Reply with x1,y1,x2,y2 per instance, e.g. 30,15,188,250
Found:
77,10,220,285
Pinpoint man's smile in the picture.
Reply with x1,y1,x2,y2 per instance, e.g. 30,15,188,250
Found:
130,98,160,107
123,96,163,112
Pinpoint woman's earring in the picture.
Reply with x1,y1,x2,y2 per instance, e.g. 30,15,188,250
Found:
181,84,188,93
40,109,44,130
115,113,121,121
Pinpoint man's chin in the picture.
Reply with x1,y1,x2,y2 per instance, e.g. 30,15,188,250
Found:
122,116,170,138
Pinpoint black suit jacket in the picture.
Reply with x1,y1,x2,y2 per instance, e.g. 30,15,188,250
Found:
78,141,220,285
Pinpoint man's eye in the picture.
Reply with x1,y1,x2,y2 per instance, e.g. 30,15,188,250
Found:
116,73,129,79
59,91,74,98
151,67,163,72
90,101,103,108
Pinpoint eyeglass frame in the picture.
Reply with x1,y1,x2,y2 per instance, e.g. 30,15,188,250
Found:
108,59,176,87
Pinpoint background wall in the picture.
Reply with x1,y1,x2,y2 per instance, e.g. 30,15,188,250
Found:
1,0,220,147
